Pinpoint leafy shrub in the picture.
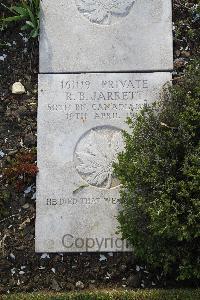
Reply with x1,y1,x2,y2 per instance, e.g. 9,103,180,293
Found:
1,0,40,38
114,60,200,280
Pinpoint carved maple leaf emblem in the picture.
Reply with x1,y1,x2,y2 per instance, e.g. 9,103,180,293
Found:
76,0,135,25
75,128,124,188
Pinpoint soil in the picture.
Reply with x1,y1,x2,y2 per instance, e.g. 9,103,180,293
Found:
0,0,199,294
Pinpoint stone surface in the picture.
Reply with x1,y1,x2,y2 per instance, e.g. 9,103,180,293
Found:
12,82,25,94
39,0,173,73
75,281,85,290
36,72,171,253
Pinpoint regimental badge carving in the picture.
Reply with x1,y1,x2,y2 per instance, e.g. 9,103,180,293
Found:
75,0,136,25
74,127,124,189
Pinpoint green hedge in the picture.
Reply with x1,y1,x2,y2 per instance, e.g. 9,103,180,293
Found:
2,289,200,300
114,60,200,280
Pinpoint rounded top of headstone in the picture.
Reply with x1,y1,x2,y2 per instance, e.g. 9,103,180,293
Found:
75,0,136,25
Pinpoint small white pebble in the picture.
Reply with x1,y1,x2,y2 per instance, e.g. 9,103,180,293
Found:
19,271,25,275
12,82,25,95
11,268,16,275
22,37,28,43
40,253,50,259
19,139,24,147
0,54,7,61
0,150,5,158
90,280,95,284
99,254,107,261
105,272,111,279
136,265,140,272
75,281,84,289
10,253,15,260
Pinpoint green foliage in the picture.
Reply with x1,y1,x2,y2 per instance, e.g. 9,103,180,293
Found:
1,0,40,38
2,289,200,300
114,60,200,281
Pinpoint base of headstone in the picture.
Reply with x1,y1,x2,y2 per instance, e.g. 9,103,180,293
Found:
36,72,171,253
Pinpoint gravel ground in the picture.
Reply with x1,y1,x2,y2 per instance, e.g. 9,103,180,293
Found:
0,0,199,294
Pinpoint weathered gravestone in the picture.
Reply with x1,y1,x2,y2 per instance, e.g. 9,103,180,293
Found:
39,0,173,73
36,0,173,252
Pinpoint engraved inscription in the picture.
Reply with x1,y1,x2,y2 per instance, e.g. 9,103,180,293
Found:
75,0,136,25
74,127,124,188
46,78,151,121
46,197,120,206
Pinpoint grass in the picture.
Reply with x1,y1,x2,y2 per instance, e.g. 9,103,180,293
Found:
2,289,200,300
1,0,40,38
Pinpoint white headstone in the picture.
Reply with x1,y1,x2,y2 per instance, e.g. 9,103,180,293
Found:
39,0,173,73
36,72,172,252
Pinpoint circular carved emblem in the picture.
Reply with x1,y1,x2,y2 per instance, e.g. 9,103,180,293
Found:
75,0,136,25
74,127,124,189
